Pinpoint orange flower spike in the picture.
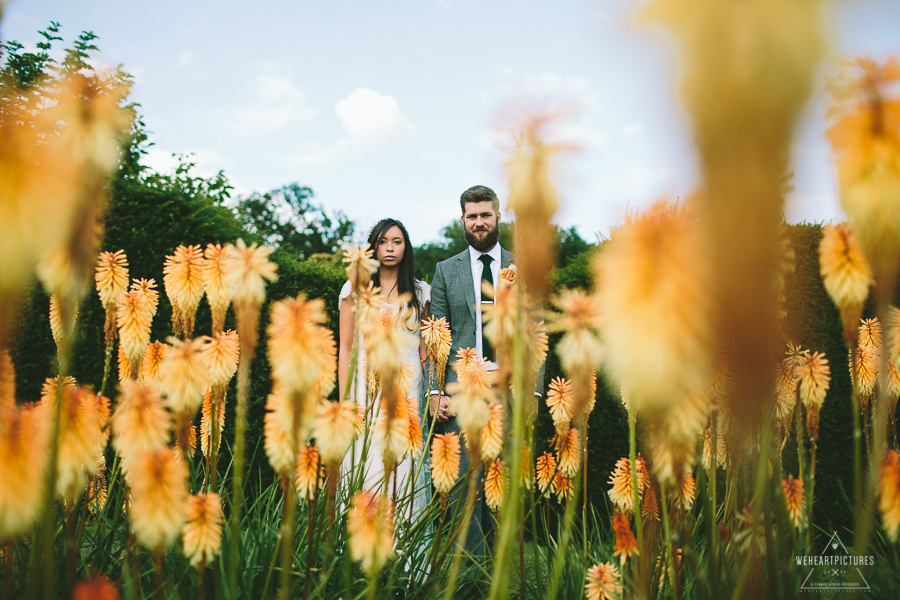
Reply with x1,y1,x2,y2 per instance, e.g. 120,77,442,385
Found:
484,459,509,512
0,403,49,539
202,244,233,333
182,493,223,568
546,377,574,434
117,290,152,378
431,433,461,496
612,511,639,565
129,448,188,552
131,278,159,317
202,330,240,388
536,452,557,495
347,491,394,576
782,476,805,529
163,244,206,338
296,445,324,501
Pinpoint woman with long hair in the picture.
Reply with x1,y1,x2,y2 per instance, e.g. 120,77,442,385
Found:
337,218,430,514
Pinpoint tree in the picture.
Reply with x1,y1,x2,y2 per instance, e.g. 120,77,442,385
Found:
235,183,354,259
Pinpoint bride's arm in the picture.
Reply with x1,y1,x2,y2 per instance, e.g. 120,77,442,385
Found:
418,301,430,364
337,294,355,401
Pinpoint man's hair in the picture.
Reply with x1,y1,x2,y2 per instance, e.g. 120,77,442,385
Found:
460,185,500,215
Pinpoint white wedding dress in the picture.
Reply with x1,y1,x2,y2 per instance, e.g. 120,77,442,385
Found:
338,279,431,517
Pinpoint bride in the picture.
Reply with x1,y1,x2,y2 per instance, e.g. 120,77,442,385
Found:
338,218,431,514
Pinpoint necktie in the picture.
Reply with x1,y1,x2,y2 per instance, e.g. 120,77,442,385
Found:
479,254,494,362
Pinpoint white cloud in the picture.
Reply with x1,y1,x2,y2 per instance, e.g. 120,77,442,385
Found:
335,88,414,140
624,124,643,136
211,63,317,137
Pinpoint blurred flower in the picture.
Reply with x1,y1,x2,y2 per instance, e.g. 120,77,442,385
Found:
129,448,188,551
163,244,206,338
642,485,660,522
72,576,119,600
264,392,300,477
182,493,223,568
202,244,233,333
555,427,581,477
498,266,517,288
479,402,504,462
521,445,533,490
482,278,518,364
878,449,900,541
547,377,574,435
431,433,461,496
827,57,900,292
268,295,333,404
774,357,798,426
116,344,129,383
95,250,129,344
49,294,78,352
795,351,831,440
139,342,168,384
202,330,240,388
553,471,573,502
225,239,278,356
131,278,159,317
887,306,900,366
112,381,170,473
536,452,557,496
348,491,394,576
529,321,550,392
160,337,208,415
676,471,696,510
405,397,424,458
117,290,152,378
451,393,491,444
702,427,727,471
343,243,380,293
548,289,604,384
296,445,324,501
819,222,874,346
585,562,622,600
0,349,15,407
484,459,509,512
782,476,805,530
314,401,357,464
0,403,48,539
612,511,639,565
376,390,409,465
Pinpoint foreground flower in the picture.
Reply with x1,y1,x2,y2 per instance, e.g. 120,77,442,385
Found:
347,491,394,575
878,449,900,541
585,562,622,600
164,244,206,338
313,401,357,464
612,511,639,565
818,222,874,346
549,289,604,384
264,397,298,477
117,290,152,378
296,445,323,501
160,337,209,414
42,385,107,498
782,476,805,530
225,239,278,354
484,459,509,512
112,381,170,473
375,390,409,465
795,351,831,440
343,243,380,292
95,250,129,343
139,342,169,384
201,330,240,388
268,294,333,401
49,294,79,352
431,433,461,496
0,351,14,407
129,448,188,551
182,493,223,568
0,403,48,539
202,244,233,333
703,427,727,471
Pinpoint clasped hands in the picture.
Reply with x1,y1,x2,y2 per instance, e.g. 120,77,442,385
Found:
429,393,451,423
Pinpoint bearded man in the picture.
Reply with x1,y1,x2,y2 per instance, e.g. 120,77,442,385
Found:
427,184,514,557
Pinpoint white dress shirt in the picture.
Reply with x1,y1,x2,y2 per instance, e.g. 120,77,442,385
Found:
470,243,502,369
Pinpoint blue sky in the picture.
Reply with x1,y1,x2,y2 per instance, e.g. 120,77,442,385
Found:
3,1,899,246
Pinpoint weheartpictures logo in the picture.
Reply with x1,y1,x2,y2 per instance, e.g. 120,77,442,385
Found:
798,531,875,592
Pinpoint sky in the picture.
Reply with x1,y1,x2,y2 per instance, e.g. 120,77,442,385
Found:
3,0,899,247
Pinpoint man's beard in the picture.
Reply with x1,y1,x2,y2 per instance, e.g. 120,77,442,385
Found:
464,222,500,252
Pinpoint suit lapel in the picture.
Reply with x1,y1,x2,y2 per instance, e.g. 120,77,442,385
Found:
500,247,514,269
454,250,476,321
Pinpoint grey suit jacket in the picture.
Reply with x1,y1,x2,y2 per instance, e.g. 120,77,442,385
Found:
430,246,544,393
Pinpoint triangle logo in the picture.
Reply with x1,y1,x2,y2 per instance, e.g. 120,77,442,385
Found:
799,531,871,592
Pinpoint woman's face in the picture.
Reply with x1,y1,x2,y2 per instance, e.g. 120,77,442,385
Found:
376,225,405,267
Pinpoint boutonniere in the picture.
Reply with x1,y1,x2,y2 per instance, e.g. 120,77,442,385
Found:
498,264,517,288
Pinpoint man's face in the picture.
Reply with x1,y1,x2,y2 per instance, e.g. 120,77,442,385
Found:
462,200,500,252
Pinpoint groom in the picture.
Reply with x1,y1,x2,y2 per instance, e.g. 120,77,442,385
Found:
428,184,515,556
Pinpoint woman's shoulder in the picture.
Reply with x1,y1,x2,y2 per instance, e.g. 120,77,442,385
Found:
415,279,431,304
338,280,353,307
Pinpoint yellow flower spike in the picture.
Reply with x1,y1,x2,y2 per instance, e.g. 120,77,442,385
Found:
827,57,900,296
585,562,622,600
548,288,604,382
0,403,49,539
852,344,878,409
163,245,206,339
478,402,504,462
546,377,574,435
263,407,296,477
484,459,509,512
795,351,831,441
677,471,696,510
112,381,170,475
430,433,461,496
702,427,727,471
202,244,233,334
819,222,874,346
342,243,380,293
536,452,557,496
421,316,452,391
160,337,209,415
182,493,223,568
313,401,357,464
95,250,129,344
200,391,226,458
405,397,424,459
348,491,394,576
774,357,798,425
129,448,188,552
782,476,805,530
521,445,533,491
878,449,900,541
267,294,332,401
202,330,240,388
224,239,278,356
117,290,153,379
131,278,159,317
555,427,581,477
42,386,107,499
296,445,324,501
607,457,644,515
612,511,639,566
139,342,169,384
859,317,883,349
481,279,518,365
49,294,78,352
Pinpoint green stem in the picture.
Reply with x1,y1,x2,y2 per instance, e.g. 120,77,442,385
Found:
659,486,679,600
229,352,251,597
279,474,297,600
441,457,483,600
546,468,581,600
